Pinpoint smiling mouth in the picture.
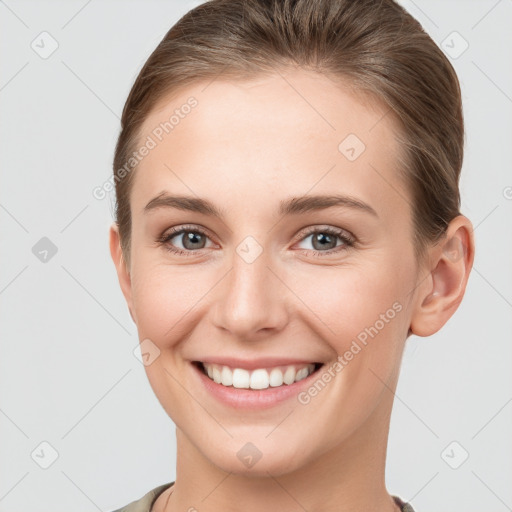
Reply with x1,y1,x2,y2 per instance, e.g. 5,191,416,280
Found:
193,361,323,390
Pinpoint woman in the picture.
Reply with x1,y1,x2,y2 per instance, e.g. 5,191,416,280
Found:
109,0,474,510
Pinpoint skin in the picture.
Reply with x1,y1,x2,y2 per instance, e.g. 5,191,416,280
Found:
110,68,475,512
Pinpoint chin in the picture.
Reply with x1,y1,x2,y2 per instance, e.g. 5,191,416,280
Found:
202,434,313,478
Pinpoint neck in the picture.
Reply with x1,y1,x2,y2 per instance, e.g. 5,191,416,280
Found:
165,386,399,512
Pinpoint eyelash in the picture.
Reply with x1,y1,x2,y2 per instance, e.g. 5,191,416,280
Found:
156,224,356,258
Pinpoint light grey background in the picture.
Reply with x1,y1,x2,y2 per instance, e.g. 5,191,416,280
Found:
1,1,511,511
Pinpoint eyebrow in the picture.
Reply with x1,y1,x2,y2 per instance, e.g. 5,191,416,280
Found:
144,192,378,218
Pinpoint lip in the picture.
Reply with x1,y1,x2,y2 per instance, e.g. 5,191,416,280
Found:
191,360,325,410
196,356,321,371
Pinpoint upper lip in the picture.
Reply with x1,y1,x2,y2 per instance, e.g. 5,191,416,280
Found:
194,357,322,371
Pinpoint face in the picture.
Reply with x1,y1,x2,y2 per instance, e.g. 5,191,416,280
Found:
113,68,425,476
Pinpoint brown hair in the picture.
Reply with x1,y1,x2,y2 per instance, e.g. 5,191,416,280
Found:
113,0,464,268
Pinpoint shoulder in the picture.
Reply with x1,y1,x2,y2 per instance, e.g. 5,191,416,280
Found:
110,482,175,512
111,485,413,512
392,494,416,512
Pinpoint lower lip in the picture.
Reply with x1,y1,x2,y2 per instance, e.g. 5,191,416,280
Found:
191,362,324,410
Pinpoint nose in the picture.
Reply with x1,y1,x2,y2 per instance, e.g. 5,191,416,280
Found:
211,242,289,339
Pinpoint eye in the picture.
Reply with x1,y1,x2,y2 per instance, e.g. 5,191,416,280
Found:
157,224,355,257
294,226,355,256
157,225,215,256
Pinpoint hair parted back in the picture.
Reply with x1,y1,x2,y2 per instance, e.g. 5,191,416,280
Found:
113,0,464,267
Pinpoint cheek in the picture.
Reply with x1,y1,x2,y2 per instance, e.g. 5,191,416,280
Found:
130,237,414,360
130,262,209,345
290,263,408,363
132,264,193,344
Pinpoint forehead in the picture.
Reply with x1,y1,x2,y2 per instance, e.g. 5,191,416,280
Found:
133,69,410,222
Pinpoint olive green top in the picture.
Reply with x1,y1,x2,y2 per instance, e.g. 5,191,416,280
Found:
110,482,416,511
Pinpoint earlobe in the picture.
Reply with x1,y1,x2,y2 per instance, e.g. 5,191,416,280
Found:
109,223,136,324
409,215,475,337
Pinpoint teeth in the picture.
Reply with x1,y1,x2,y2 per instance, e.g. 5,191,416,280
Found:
250,369,269,390
269,367,284,387
221,366,233,386
295,367,309,381
283,366,296,385
232,368,250,388
212,366,221,384
201,363,317,390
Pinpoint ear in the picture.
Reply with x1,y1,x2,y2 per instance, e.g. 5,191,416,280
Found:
409,215,475,337
109,223,137,324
